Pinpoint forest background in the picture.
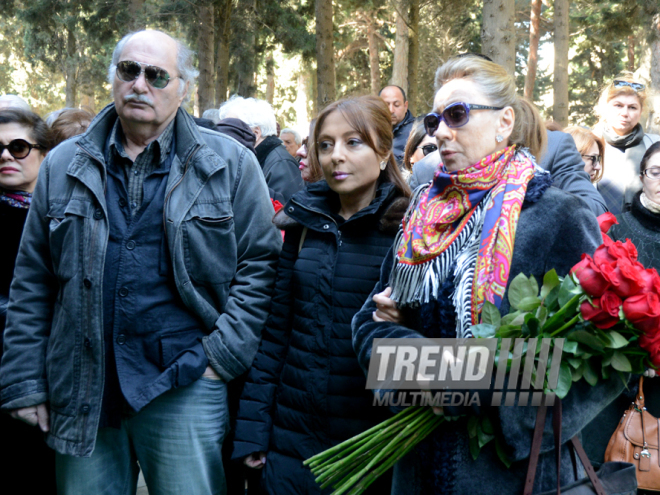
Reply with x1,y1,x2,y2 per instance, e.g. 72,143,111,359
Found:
0,0,658,136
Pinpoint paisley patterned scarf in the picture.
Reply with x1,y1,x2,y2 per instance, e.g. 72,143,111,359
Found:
390,146,535,332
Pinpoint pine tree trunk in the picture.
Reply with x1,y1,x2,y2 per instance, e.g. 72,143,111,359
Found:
648,15,660,134
627,35,635,72
128,0,146,31
390,0,410,91
266,53,275,104
236,0,257,97
407,0,419,115
197,2,215,115
524,0,542,100
367,17,380,95
215,0,233,106
65,27,77,108
481,0,516,76
552,0,569,127
316,0,336,109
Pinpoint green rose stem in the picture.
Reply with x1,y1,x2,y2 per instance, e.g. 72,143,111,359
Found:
550,313,581,337
329,409,444,495
544,293,581,332
305,405,419,469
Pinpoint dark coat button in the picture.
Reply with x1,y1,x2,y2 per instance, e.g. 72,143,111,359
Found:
118,287,129,297
84,338,91,348
80,404,90,414
117,334,126,345
83,278,92,288
126,240,136,250
93,209,103,220
119,198,127,207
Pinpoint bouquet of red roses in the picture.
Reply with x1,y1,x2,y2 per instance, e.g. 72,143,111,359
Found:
304,213,658,495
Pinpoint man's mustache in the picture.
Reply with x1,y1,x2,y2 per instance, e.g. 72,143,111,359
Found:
124,93,154,107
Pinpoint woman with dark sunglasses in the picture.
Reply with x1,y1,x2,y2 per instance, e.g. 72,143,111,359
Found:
594,74,660,215
352,55,623,495
402,118,438,177
0,108,55,494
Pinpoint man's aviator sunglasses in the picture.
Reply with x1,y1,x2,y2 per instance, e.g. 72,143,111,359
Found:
116,60,174,89
424,102,504,136
0,139,44,159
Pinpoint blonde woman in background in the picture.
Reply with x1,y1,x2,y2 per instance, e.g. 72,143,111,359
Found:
594,74,659,214
565,126,605,184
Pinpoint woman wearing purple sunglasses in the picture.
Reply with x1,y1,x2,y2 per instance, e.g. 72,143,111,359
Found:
352,54,623,495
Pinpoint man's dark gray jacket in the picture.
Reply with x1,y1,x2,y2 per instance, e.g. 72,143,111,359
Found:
409,130,608,216
0,104,282,456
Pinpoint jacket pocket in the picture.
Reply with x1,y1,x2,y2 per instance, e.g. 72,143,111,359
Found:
47,201,90,281
45,301,81,415
181,202,237,285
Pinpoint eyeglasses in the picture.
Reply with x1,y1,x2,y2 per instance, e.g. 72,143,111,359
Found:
643,167,660,180
613,80,645,92
416,144,438,156
424,102,504,136
0,139,44,159
581,154,601,167
116,60,174,89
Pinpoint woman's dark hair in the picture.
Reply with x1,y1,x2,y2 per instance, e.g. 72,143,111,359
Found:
49,108,94,146
402,118,428,173
304,118,324,183
309,95,411,198
640,141,660,175
0,109,52,151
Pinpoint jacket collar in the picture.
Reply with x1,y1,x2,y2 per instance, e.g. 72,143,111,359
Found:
73,103,221,180
255,135,282,166
281,181,398,232
393,110,415,133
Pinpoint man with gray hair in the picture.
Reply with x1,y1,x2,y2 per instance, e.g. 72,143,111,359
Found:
280,128,301,158
0,30,281,494
219,95,303,202
0,94,31,111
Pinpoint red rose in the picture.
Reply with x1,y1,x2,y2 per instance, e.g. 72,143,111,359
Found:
623,292,660,323
593,243,618,268
271,199,284,213
639,317,660,339
639,330,660,367
622,239,638,261
580,291,622,329
597,212,618,233
571,254,610,297
639,268,660,295
601,257,645,298
607,241,635,263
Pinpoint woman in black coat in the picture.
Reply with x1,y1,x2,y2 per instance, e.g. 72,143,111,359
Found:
0,109,56,493
232,95,410,494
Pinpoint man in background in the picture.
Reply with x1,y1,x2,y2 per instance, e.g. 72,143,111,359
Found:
379,85,415,164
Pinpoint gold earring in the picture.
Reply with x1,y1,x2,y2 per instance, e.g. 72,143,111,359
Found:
379,160,387,170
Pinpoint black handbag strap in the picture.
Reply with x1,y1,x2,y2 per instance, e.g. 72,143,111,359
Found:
524,399,607,495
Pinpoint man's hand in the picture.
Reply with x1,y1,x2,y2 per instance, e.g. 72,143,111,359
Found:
372,287,404,324
244,451,267,469
202,365,222,380
10,403,50,432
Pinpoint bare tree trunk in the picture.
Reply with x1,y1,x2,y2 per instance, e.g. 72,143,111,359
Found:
265,53,275,104
128,0,146,31
481,0,516,76
627,35,635,72
648,15,660,134
407,0,419,115
524,0,542,100
316,0,336,109
552,0,569,127
390,0,410,91
65,27,77,108
197,2,215,115
215,0,233,106
236,0,257,97
367,16,380,95
80,88,95,113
